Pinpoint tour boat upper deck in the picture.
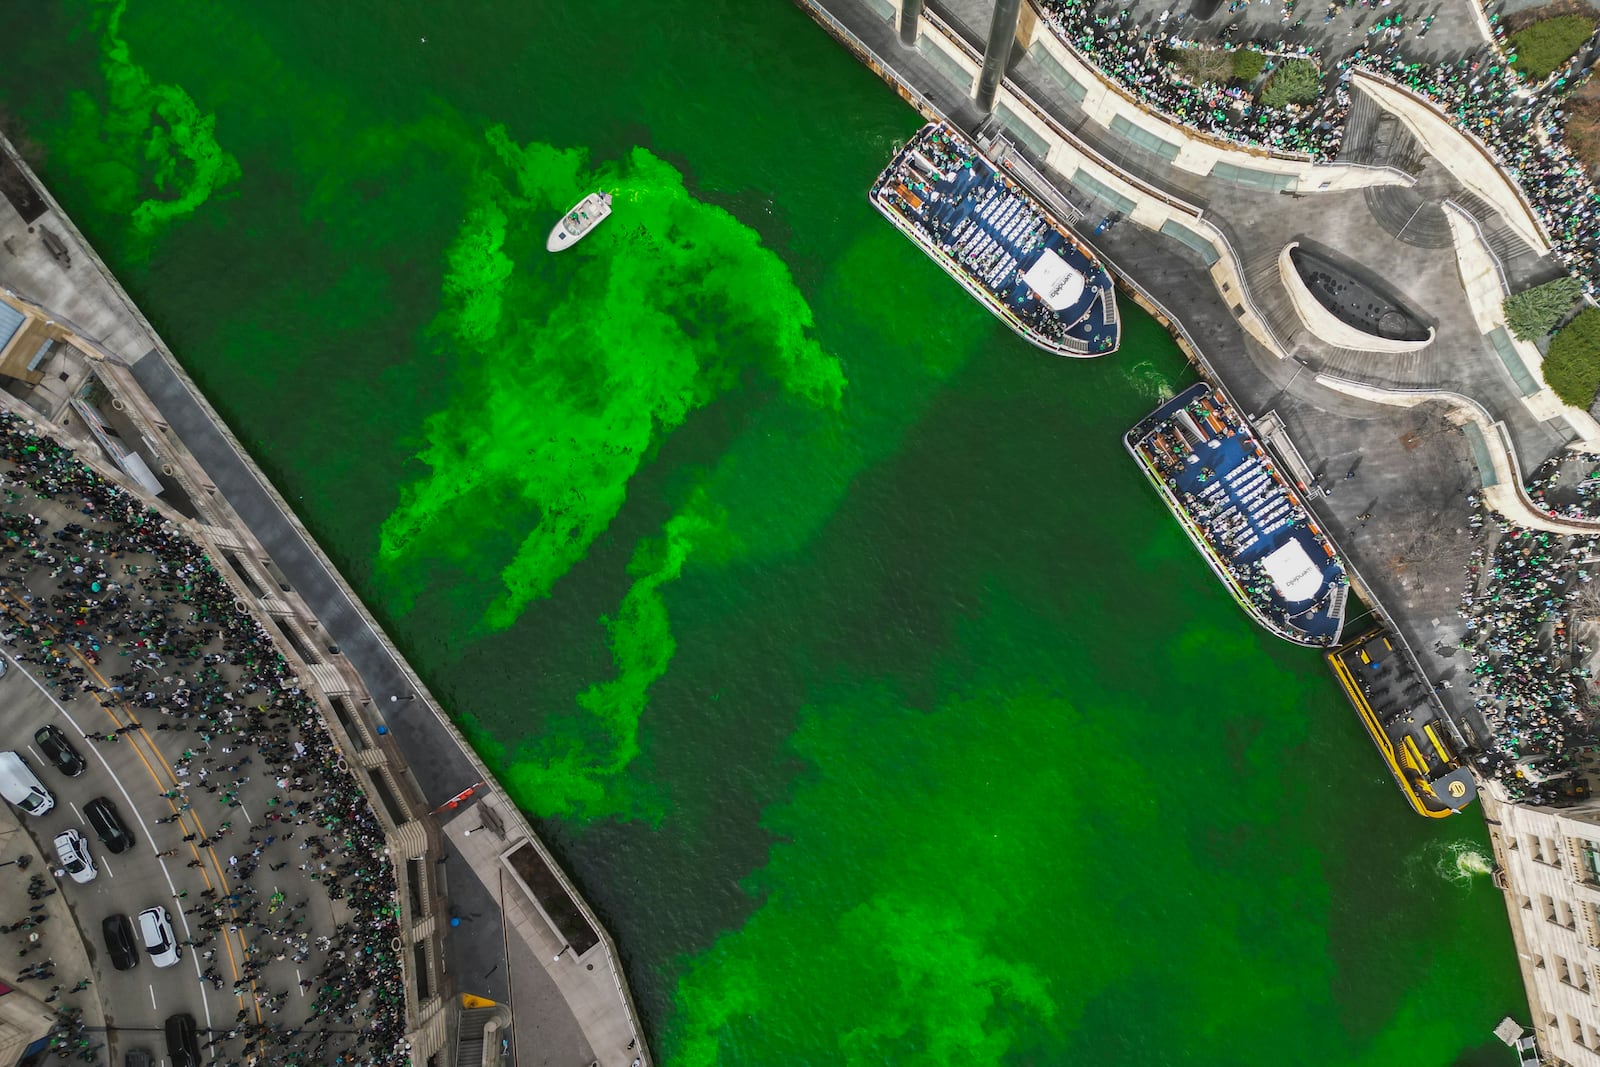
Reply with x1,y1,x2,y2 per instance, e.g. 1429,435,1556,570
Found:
1329,628,1477,818
1127,382,1348,646
870,123,1120,357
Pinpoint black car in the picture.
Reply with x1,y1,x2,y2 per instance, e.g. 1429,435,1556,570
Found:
164,1013,200,1067
123,1050,153,1067
33,725,84,777
101,914,138,971
85,797,134,854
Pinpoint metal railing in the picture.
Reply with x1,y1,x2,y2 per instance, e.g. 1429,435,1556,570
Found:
1351,72,1555,254
1442,198,1510,296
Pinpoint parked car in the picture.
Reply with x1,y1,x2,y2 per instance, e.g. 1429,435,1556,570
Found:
101,914,138,971
123,1050,153,1067
137,906,180,968
85,797,134,854
164,1012,200,1067
33,724,85,777
0,750,53,815
52,828,96,884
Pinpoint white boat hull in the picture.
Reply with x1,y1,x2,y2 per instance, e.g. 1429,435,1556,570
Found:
547,192,613,252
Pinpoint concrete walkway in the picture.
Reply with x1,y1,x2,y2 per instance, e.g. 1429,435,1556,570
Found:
123,353,483,808
442,795,648,1067
1314,375,1600,535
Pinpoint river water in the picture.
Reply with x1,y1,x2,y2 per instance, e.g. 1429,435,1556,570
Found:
0,1,1526,1062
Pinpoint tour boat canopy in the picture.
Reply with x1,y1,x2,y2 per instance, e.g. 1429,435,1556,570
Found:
1262,538,1323,604
1020,248,1086,311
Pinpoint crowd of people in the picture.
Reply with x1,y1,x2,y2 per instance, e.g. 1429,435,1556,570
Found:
1460,489,1600,801
1525,450,1600,523
0,411,413,1066
1034,0,1600,293
1038,0,1350,156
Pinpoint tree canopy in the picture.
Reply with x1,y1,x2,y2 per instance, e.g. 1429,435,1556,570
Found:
1509,14,1599,82
1545,307,1600,409
1503,275,1584,341
1259,59,1322,108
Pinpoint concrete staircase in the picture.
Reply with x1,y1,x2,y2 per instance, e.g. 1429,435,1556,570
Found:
1312,342,1435,387
1336,85,1382,164
1240,241,1307,354
454,1008,497,1067
1338,88,1427,175
1450,191,1542,263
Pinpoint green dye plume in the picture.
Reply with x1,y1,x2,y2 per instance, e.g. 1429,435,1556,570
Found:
502,487,733,819
380,128,844,817
667,679,1072,1067
378,127,843,632
59,0,240,243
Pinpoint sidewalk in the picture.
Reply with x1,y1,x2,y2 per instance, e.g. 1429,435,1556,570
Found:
442,794,646,1067
0,791,103,1063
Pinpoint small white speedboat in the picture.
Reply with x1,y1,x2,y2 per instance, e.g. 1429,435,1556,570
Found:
546,192,613,252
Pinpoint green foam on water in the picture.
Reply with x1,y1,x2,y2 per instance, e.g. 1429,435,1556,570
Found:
56,0,240,248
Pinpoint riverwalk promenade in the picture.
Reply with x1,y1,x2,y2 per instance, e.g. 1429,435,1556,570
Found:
0,136,649,1067
800,0,1600,1057
797,0,1600,743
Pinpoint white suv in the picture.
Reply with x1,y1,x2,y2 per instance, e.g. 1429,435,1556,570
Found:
52,828,97,884
137,906,180,968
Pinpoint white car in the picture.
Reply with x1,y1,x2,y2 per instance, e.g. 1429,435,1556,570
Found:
52,828,96,884
0,750,53,815
137,906,180,968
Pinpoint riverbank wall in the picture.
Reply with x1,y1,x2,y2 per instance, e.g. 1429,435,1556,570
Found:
0,134,652,1067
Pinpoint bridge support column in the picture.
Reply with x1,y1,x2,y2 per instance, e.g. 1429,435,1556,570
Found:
898,0,924,46
974,0,1023,113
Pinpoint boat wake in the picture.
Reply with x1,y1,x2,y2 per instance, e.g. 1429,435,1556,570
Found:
1123,358,1177,402
1426,840,1495,885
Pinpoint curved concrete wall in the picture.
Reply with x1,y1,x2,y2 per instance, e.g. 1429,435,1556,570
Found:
1350,74,1551,255
1277,242,1434,353
1013,2,1414,191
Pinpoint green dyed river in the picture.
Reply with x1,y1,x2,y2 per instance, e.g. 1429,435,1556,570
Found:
1,1,1526,1062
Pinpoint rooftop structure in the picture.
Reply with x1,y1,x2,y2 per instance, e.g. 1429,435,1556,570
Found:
870,122,1120,355
1483,790,1600,1067
1126,382,1348,646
